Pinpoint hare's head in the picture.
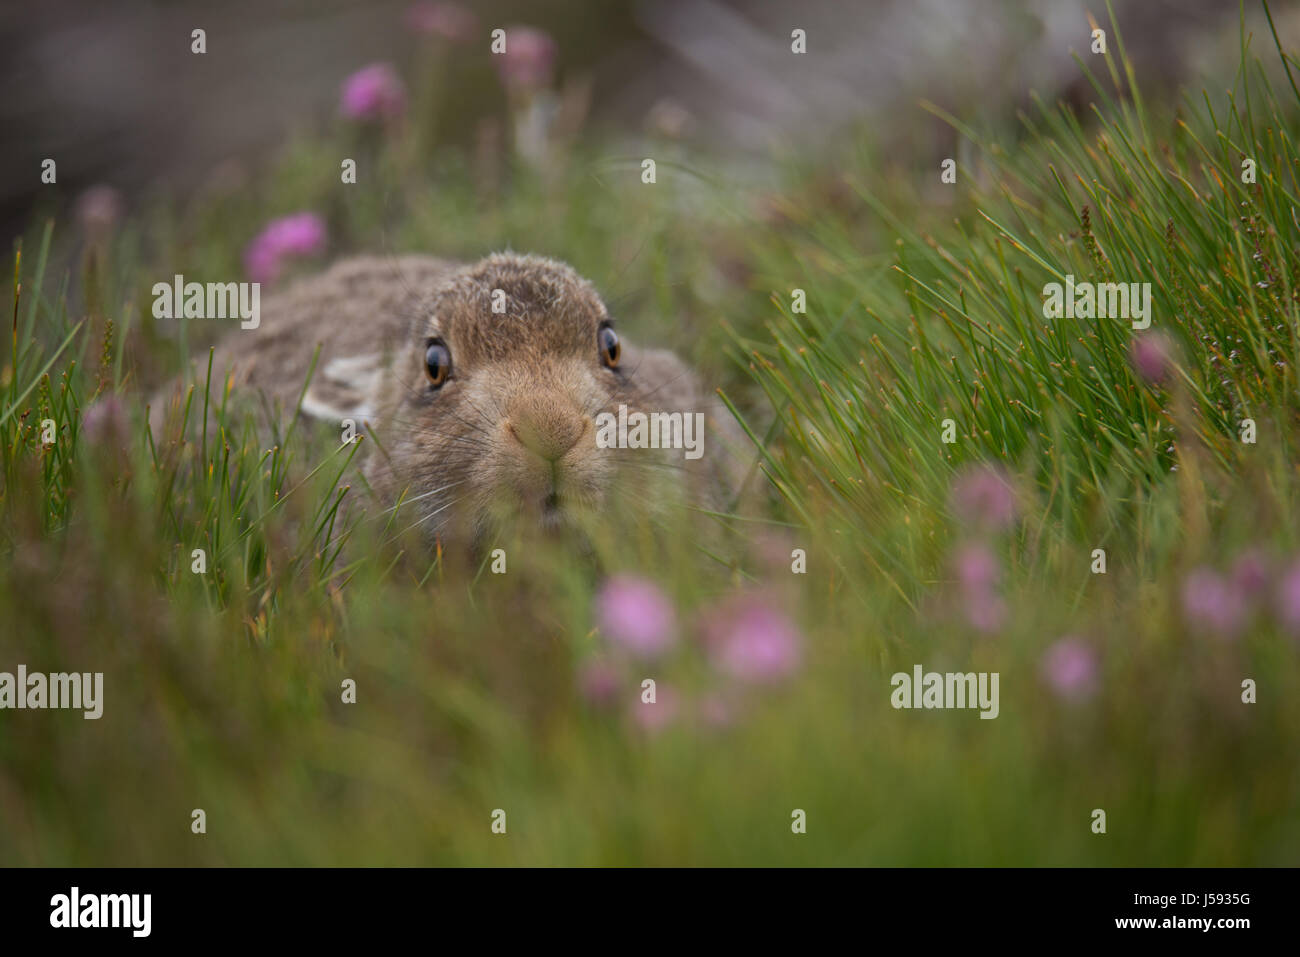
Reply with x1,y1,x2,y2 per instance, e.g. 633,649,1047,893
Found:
366,253,701,544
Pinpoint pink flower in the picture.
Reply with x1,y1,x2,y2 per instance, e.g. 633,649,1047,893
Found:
954,542,1000,592
75,185,123,242
577,661,619,707
340,63,406,122
696,692,736,729
630,685,678,732
243,213,327,283
1041,636,1098,701
1129,331,1175,385
703,596,802,683
952,543,1005,633
950,464,1016,530
407,2,477,42
495,26,556,92
962,590,1007,634
1231,550,1271,600
595,576,676,658
1181,567,1247,637
1276,561,1300,636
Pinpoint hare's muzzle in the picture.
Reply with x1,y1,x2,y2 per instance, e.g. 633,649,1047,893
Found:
499,389,600,522
505,407,586,464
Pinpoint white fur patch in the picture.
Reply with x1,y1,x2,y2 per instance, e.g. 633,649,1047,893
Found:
300,353,383,423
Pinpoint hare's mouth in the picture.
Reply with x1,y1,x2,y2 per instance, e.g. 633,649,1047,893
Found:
480,480,600,536
535,488,603,533
538,491,565,529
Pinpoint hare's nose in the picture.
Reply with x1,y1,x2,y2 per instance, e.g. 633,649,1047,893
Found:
506,407,588,464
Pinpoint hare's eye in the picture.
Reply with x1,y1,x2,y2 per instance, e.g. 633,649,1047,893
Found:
424,339,451,388
598,324,620,369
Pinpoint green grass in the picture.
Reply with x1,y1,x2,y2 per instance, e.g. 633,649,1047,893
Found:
1,2,1298,865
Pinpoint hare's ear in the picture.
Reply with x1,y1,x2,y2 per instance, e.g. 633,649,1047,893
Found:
300,352,384,423
618,341,703,408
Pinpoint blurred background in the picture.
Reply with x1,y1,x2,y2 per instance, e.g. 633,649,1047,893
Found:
0,0,1255,240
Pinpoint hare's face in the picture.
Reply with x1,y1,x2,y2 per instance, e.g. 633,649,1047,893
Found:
370,253,680,542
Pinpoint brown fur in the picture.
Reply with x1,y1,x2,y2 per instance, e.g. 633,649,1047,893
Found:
153,252,748,544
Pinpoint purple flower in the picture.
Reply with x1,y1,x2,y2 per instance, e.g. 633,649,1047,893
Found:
962,589,1007,634
1129,331,1174,385
1276,561,1300,636
954,542,1000,592
950,464,1016,530
703,596,802,683
952,543,1005,633
407,2,477,42
631,684,678,732
495,26,556,93
577,661,619,707
340,63,406,122
75,185,123,242
595,576,676,658
696,692,735,729
243,213,327,284
1041,636,1098,701
1231,550,1271,599
1181,567,1247,637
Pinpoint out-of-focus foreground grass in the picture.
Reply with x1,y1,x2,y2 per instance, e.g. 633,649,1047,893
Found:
1,4,1298,864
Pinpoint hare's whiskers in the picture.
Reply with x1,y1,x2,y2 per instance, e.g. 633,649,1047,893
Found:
373,480,466,518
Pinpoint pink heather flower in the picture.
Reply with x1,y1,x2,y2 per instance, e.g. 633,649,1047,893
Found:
1231,550,1271,600
631,685,679,733
577,661,619,707
962,589,1007,634
243,213,327,283
704,597,802,683
1181,567,1247,637
75,185,123,241
1276,561,1300,635
950,464,1016,530
1041,636,1098,701
696,693,735,729
953,543,1005,633
406,2,477,42
954,542,1000,593
595,576,676,659
1129,331,1174,385
495,26,556,92
340,63,406,122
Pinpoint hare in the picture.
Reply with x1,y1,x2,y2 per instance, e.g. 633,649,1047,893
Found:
153,252,748,545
